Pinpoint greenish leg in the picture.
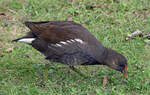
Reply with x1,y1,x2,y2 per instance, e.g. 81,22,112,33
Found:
44,63,49,83
41,63,49,86
84,66,88,71
69,66,88,78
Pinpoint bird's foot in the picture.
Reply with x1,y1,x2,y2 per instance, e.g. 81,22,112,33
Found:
40,80,46,87
36,63,49,87
35,80,46,87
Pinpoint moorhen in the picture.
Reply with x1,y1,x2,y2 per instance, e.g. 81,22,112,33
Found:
13,21,128,85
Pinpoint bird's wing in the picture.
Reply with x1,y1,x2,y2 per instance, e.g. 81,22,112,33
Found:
24,21,83,44
45,40,97,65
24,21,106,65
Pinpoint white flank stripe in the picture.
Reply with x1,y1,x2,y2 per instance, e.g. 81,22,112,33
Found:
75,39,84,44
55,43,62,47
18,38,35,43
52,38,84,48
70,39,75,42
66,40,72,43
60,41,67,45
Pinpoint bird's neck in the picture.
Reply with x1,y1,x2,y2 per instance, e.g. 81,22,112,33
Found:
102,48,114,65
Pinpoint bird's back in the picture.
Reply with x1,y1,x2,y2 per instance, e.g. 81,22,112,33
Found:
14,21,107,65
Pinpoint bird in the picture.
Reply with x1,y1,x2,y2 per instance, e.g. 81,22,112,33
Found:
12,21,128,85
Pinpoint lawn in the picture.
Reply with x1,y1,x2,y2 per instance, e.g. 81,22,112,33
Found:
0,0,150,95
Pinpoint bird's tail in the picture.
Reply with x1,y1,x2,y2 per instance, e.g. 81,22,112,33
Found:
12,37,23,42
12,37,35,43
12,31,36,43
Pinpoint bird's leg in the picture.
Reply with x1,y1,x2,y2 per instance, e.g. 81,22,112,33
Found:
44,63,49,83
69,66,87,78
41,63,49,86
84,66,88,71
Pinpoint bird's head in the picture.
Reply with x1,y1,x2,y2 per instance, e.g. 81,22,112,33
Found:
104,49,128,79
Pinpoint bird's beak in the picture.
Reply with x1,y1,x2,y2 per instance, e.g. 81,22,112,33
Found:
123,70,128,80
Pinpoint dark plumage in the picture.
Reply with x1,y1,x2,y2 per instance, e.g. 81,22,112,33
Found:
13,21,128,80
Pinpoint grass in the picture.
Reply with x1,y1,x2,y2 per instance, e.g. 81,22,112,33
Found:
0,0,150,94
